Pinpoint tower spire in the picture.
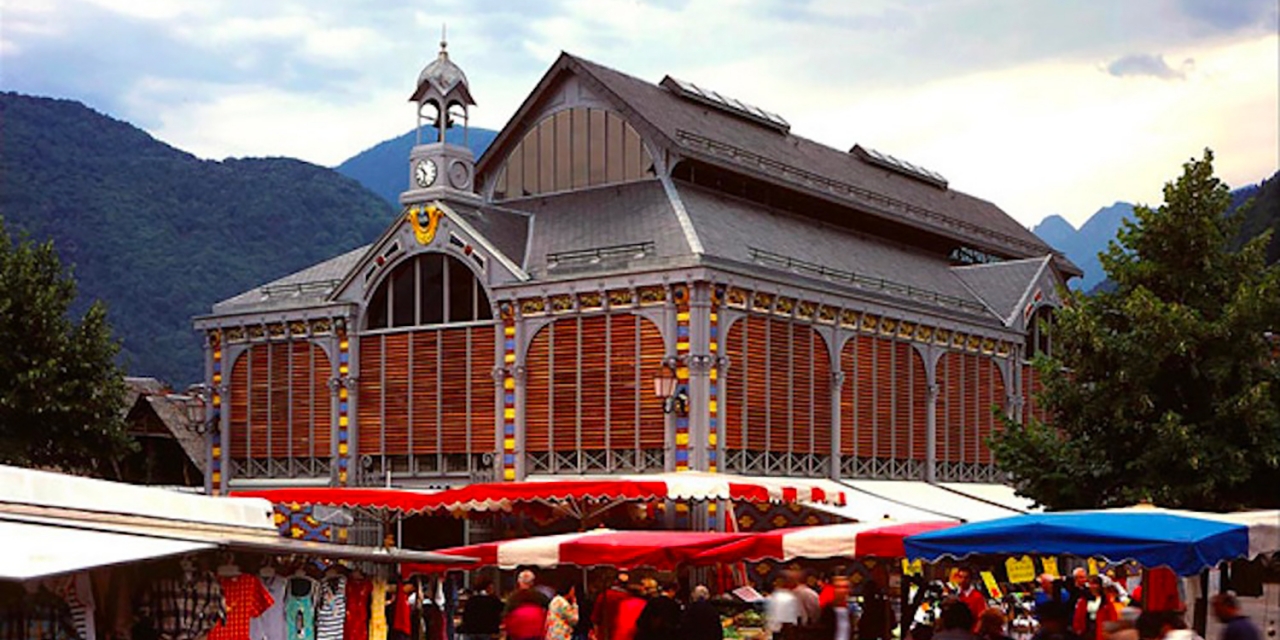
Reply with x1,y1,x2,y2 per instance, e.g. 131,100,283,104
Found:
440,24,447,57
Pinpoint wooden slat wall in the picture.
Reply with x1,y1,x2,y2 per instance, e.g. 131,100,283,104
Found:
938,352,1006,464
523,314,665,454
357,326,497,458
724,315,831,455
228,342,331,461
840,335,927,461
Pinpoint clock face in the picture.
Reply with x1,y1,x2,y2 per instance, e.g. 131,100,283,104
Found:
448,160,471,189
414,159,437,188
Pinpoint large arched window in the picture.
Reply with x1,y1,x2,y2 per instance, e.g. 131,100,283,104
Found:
492,107,655,201
365,253,493,330
1025,306,1054,358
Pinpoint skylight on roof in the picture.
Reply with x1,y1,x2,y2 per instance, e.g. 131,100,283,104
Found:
851,144,948,189
661,76,790,134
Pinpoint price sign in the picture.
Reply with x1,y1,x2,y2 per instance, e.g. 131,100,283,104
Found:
981,571,1003,599
902,558,924,576
1042,557,1060,578
1006,555,1037,584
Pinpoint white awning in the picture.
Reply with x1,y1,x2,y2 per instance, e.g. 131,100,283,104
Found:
939,482,1041,513
0,519,214,581
803,484,961,524
838,480,1025,523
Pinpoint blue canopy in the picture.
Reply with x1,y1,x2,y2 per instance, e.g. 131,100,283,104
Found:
902,509,1250,576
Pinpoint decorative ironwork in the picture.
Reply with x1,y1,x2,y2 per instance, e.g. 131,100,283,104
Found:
521,298,547,315
638,286,666,305
549,294,575,313
726,287,748,308
752,292,774,311
578,292,603,309
818,305,837,324
608,289,635,307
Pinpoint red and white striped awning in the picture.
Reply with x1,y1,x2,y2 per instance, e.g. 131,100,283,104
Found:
690,520,958,564
234,472,848,517
402,528,753,572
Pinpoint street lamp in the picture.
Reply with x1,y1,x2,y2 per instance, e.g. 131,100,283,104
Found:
182,384,212,435
652,360,688,416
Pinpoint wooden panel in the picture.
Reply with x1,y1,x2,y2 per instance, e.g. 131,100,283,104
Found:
469,326,497,451
382,333,410,455
744,316,769,449
229,352,251,458
608,314,639,450
248,345,270,458
525,327,552,452
811,329,832,456
357,336,383,455
892,341,913,460
440,327,470,453
855,335,875,458
410,331,439,454
550,319,580,452
838,339,856,456
635,318,665,449
580,317,609,450
725,318,747,449
910,346,928,462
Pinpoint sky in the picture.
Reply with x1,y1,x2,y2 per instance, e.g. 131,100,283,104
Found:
2,0,1277,228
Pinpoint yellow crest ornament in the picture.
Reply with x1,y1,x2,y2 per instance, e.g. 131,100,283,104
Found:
408,205,444,245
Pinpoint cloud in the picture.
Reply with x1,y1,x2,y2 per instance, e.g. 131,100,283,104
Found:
1106,53,1187,80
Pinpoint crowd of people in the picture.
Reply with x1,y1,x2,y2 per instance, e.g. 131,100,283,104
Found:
450,565,1264,640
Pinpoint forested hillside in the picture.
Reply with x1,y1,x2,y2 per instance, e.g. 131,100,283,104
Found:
0,92,396,385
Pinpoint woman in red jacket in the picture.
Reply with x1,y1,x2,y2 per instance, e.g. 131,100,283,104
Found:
1073,576,1118,640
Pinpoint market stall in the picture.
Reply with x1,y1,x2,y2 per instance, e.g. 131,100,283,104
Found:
691,520,957,564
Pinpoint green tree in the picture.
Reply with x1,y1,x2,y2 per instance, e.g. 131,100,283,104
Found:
990,150,1280,510
0,217,134,474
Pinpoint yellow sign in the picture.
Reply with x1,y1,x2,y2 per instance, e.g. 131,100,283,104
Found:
981,571,1003,599
1006,556,1036,584
902,559,924,576
1088,558,1100,576
1042,557,1060,579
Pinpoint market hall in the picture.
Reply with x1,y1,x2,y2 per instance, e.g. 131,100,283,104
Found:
191,40,1074,528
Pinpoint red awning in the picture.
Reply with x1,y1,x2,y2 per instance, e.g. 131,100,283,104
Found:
401,528,754,573
689,520,958,564
233,472,848,518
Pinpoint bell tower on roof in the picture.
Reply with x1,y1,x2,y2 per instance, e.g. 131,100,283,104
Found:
401,32,478,205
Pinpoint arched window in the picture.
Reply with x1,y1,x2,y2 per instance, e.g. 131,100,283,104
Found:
492,107,655,201
1025,306,1054,358
365,253,493,330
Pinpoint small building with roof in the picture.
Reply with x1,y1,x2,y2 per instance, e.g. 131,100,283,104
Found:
193,41,1076,498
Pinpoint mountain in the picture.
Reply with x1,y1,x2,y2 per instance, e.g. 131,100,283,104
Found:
336,126,498,204
1034,175,1280,293
0,92,397,386
1032,202,1134,291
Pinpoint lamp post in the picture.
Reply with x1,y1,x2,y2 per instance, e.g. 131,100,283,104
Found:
182,384,212,435
653,359,688,416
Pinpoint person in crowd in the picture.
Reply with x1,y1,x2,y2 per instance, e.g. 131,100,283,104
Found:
635,580,682,640
813,576,856,640
1066,570,1090,613
1034,602,1083,640
1136,611,1164,640
681,585,724,640
977,608,1014,640
1105,609,1140,640
613,581,649,640
934,600,980,640
791,569,821,626
458,578,503,640
1073,576,1119,640
1035,575,1069,610
593,572,632,640
820,567,850,609
953,568,988,624
767,573,803,640
505,570,550,640
1211,593,1261,640
858,579,896,640
545,579,581,640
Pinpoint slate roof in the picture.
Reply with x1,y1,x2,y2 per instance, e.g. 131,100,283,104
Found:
952,257,1052,324
555,54,1079,276
448,201,531,267
501,180,694,278
678,184,993,317
211,244,368,314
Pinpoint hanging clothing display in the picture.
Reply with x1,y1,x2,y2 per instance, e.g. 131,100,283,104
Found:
58,573,96,640
343,577,372,640
209,573,275,640
315,575,347,640
390,582,413,640
285,576,320,640
251,573,289,640
0,584,82,640
139,571,227,640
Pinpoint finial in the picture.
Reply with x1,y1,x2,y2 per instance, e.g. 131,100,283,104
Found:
440,24,447,56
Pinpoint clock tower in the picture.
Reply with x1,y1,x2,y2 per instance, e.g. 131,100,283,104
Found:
401,36,478,205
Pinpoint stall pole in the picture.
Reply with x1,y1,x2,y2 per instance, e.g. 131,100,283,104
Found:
1193,569,1210,638
899,569,912,640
